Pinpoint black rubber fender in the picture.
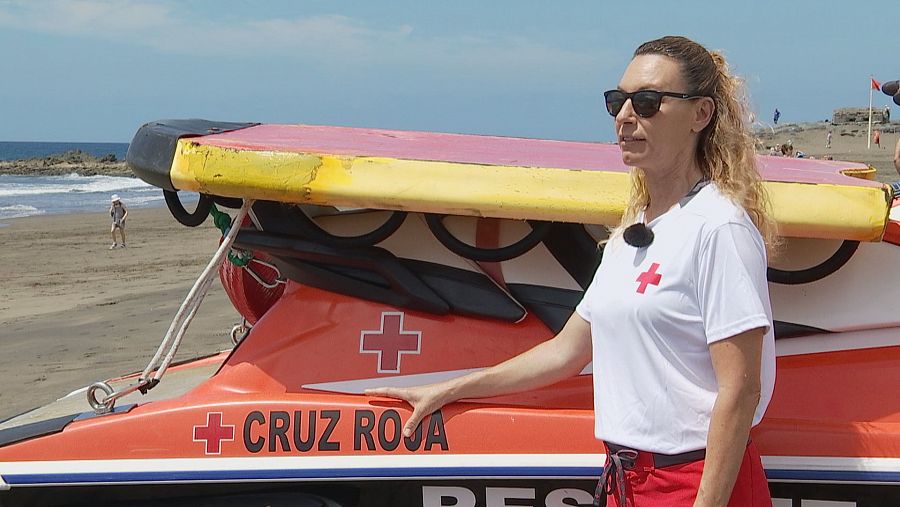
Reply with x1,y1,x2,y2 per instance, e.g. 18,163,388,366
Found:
211,195,244,209
164,190,213,227
767,240,859,285
287,207,408,248
425,214,552,262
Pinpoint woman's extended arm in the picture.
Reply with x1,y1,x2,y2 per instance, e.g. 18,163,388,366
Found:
366,313,593,437
694,327,765,507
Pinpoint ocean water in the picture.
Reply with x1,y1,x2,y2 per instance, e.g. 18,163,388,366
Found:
0,141,200,223
0,173,166,221
0,141,129,161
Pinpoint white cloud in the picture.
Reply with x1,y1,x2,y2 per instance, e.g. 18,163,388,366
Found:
2,0,170,38
0,0,612,89
0,1,405,56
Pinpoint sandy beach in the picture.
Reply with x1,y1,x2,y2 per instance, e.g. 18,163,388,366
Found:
756,122,900,184
0,206,239,421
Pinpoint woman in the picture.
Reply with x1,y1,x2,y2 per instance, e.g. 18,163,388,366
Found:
367,35,776,506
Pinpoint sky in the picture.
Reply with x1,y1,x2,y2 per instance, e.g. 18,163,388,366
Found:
0,0,896,143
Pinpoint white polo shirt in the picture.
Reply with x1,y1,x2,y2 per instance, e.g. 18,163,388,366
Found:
576,183,775,454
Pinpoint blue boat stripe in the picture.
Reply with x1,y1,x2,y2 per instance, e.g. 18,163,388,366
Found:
766,469,900,483
9,467,900,486
4,466,603,485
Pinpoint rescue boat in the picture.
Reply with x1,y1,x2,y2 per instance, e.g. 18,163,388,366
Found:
1,119,898,506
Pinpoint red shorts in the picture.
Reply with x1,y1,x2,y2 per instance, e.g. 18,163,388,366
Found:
602,441,771,506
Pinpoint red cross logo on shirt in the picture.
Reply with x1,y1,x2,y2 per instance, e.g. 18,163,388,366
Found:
360,312,422,373
636,262,662,294
193,412,235,455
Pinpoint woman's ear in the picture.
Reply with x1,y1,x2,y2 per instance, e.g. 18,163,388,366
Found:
692,97,715,133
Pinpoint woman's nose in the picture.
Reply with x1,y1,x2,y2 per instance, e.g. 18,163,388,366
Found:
615,98,637,126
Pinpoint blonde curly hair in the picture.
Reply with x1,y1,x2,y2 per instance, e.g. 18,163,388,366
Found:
617,36,779,254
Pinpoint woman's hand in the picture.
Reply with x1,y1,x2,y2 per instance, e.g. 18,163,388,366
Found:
365,383,454,437
365,314,592,438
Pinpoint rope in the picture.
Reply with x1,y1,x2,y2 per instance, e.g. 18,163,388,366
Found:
211,203,284,286
141,199,254,383
243,258,286,289
210,204,253,267
209,203,232,234
88,200,255,413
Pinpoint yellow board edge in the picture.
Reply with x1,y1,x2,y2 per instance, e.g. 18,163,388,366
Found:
170,140,891,241
839,165,877,181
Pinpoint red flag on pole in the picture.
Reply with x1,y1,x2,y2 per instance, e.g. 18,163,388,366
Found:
872,77,882,91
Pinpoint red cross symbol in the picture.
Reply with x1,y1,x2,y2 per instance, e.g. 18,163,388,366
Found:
636,262,662,294
193,412,235,455
360,312,422,373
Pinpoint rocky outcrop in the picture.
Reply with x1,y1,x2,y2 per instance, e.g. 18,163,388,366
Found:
0,150,130,176
833,107,890,125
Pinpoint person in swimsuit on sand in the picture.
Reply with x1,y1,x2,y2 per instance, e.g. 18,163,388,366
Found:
109,194,128,249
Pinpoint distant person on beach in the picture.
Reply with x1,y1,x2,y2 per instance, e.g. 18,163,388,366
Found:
780,141,793,157
109,194,127,249
826,131,832,149
891,138,900,197
773,108,780,125
874,130,882,149
894,138,900,176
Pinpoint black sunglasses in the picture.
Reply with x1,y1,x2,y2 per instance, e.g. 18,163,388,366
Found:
604,89,706,118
